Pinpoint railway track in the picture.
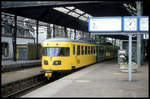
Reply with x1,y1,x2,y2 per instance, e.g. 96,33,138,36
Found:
3,64,92,98
3,69,79,98
4,80,47,98
3,74,65,98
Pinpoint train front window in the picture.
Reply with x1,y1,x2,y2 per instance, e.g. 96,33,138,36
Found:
42,47,70,56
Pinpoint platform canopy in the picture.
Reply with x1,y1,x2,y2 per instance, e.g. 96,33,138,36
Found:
1,1,148,40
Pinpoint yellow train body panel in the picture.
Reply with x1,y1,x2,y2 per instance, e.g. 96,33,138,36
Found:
72,42,96,69
42,56,72,70
41,38,116,78
42,40,96,72
42,42,72,71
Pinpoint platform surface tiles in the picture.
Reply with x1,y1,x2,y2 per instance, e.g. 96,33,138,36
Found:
22,60,148,98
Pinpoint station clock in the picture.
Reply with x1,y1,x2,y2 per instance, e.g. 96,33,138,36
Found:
124,17,138,32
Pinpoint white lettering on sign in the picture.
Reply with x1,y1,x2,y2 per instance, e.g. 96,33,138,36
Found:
89,17,122,32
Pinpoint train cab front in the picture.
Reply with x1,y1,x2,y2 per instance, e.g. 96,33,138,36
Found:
41,47,70,78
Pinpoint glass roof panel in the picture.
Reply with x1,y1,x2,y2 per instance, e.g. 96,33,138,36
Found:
53,6,91,22
53,7,69,14
83,13,92,18
79,16,87,21
74,9,84,14
68,11,80,17
65,6,75,10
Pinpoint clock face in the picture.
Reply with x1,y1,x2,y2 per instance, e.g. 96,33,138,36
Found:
124,17,138,31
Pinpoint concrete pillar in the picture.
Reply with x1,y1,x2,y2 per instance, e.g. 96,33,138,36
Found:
114,38,116,46
74,29,76,39
64,27,68,38
13,15,17,61
128,34,132,81
53,24,55,38
36,20,39,59
46,24,51,39
89,32,91,38
136,1,143,66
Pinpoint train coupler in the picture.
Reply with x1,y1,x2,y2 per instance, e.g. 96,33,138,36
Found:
41,70,53,78
45,72,52,78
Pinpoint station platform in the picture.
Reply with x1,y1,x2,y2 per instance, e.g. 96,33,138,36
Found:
1,59,41,72
22,60,148,97
1,66,42,86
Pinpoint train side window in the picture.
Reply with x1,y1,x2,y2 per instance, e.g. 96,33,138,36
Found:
73,45,75,55
65,48,70,56
59,48,70,56
88,46,90,54
90,46,91,54
83,46,85,55
85,46,87,55
93,47,95,54
93,46,94,54
77,45,80,55
81,46,84,55
110,47,113,54
92,46,94,54
92,47,94,54
91,46,93,54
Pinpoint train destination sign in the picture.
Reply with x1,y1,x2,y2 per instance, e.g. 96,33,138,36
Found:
88,16,149,33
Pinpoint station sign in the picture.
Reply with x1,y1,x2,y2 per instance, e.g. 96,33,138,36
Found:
88,17,122,32
139,16,149,32
88,16,149,33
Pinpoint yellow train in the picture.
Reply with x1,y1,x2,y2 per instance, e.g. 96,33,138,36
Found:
41,38,116,79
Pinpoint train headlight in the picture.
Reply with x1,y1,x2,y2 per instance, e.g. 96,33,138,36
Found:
53,61,61,65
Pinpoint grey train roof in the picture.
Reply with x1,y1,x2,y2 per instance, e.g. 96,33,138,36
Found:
43,37,96,44
103,42,113,46
79,37,96,44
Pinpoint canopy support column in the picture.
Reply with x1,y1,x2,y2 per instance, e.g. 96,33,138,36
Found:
12,15,17,61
